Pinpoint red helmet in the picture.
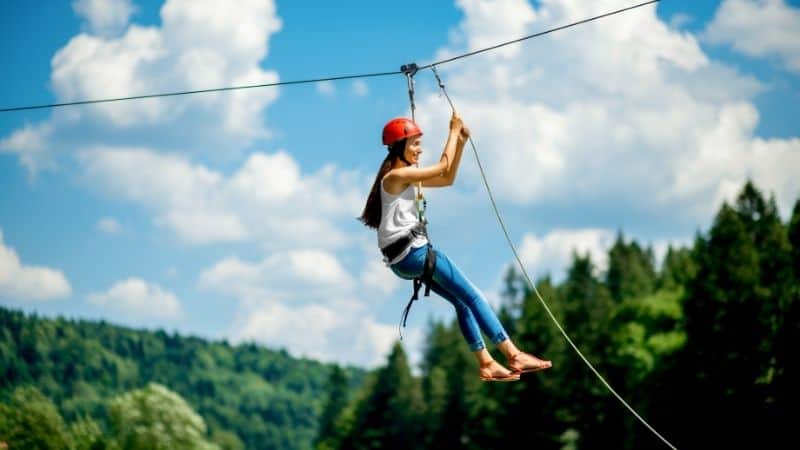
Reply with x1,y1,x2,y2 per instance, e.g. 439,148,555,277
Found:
382,118,423,146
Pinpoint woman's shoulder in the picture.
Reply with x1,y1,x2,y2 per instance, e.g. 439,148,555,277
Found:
382,171,410,196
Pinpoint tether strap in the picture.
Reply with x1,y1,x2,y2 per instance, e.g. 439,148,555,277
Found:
399,243,436,340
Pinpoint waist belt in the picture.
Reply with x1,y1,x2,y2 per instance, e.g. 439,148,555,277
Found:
380,224,427,262
381,235,412,262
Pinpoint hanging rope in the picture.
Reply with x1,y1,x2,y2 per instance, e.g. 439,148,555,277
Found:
430,66,678,450
0,0,660,113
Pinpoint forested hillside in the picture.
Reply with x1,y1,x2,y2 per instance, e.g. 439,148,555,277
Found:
315,181,799,450
0,309,365,450
2,180,797,450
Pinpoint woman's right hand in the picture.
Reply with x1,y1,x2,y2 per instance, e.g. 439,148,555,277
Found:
449,111,464,134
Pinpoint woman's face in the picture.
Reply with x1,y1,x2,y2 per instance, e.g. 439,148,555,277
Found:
403,135,423,165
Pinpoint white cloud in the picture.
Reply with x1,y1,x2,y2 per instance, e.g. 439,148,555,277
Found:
198,249,355,300
97,217,122,234
0,229,72,301
88,277,181,319
78,147,365,248
414,0,798,224
0,123,55,176
705,0,800,73
4,0,283,174
352,80,369,97
229,300,400,367
518,228,616,281
200,247,402,367
316,80,336,97
73,0,136,36
361,257,401,295
669,13,693,29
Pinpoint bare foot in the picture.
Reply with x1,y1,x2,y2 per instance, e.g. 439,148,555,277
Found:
507,352,552,374
479,360,520,382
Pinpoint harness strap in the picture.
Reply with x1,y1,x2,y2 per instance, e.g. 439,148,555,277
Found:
399,244,436,340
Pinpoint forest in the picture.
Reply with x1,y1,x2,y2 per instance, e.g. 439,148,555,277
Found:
0,308,365,450
2,180,798,449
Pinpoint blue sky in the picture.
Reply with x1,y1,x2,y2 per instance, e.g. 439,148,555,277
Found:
1,0,799,368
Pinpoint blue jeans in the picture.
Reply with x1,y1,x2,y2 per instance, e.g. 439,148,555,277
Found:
391,244,509,351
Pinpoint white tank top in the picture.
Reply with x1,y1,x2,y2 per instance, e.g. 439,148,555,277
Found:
378,178,429,265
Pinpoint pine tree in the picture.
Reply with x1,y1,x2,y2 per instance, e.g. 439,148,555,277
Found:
679,182,792,448
314,366,350,450
488,273,563,450
658,245,696,290
606,232,657,303
558,252,618,449
777,199,800,440
342,342,424,450
419,322,474,450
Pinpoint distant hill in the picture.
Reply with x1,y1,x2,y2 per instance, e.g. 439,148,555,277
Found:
0,306,365,450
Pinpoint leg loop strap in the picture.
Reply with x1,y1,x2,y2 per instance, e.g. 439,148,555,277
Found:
399,245,437,340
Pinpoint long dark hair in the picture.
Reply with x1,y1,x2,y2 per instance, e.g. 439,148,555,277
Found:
359,139,406,229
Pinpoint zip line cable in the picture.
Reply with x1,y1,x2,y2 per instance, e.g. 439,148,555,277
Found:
0,0,659,113
0,71,400,113
419,0,659,70
430,65,678,450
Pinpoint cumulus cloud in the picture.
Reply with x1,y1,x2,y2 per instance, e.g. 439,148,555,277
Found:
0,229,72,301
415,0,798,225
78,147,364,247
705,0,800,73
199,247,402,367
228,300,400,367
198,249,355,300
0,123,55,176
3,0,283,173
518,228,616,281
88,277,181,319
73,0,137,36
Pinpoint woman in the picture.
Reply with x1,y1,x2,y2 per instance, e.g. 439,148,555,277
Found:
360,113,552,382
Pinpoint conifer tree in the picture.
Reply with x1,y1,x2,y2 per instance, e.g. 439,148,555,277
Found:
559,253,617,448
658,245,696,290
342,342,424,450
419,322,474,450
606,232,657,303
680,182,791,448
314,366,350,450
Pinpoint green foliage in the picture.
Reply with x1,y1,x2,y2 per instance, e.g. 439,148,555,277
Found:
606,232,657,302
109,383,219,450
319,181,797,450
609,289,685,383
0,308,366,450
676,181,794,448
314,366,350,450
67,415,105,450
3,179,797,450
338,342,424,450
0,386,71,449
